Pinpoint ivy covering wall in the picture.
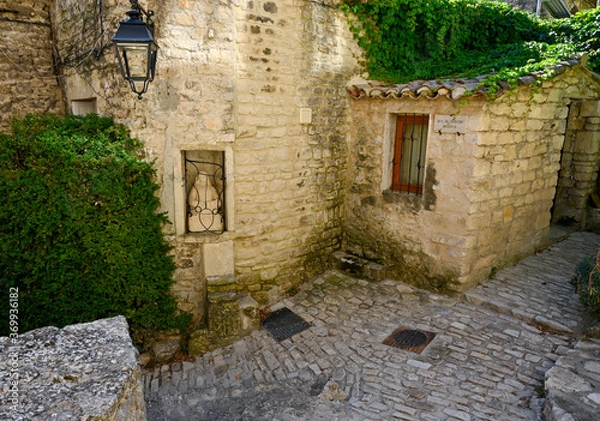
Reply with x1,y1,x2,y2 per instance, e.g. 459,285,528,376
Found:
340,0,600,92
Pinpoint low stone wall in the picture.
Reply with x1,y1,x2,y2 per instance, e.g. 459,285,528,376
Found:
0,316,146,421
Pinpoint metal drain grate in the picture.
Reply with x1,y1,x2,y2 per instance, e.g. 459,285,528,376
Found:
383,326,436,354
262,307,311,341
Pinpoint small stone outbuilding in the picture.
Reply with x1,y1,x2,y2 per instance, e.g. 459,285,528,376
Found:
345,54,600,291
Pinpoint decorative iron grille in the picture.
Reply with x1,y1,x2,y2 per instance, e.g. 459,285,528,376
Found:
185,152,225,234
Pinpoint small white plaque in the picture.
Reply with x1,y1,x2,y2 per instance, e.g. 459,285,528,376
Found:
433,115,468,133
299,108,312,124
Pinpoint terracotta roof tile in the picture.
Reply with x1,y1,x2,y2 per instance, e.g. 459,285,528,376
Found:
347,54,587,100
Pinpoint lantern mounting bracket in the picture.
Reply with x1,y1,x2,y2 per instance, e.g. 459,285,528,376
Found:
129,0,155,26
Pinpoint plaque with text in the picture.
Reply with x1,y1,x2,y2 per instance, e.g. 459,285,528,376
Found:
433,115,468,133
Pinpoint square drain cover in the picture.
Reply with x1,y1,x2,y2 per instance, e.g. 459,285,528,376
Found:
262,307,311,341
383,326,436,354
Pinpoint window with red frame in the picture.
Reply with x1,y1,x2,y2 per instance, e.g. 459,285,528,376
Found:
392,114,429,195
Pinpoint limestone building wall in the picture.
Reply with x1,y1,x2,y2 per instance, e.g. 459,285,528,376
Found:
50,0,360,328
345,65,600,291
345,99,479,292
0,0,63,131
553,99,600,229
231,0,359,303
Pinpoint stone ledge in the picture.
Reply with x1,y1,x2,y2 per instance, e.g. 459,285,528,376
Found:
330,251,385,282
0,316,146,421
544,339,600,421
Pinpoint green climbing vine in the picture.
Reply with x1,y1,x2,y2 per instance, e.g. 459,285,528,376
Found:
340,0,600,95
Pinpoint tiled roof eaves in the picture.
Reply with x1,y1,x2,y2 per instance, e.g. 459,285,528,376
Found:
347,54,587,100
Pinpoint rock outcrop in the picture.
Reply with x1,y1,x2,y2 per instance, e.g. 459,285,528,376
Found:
0,316,146,420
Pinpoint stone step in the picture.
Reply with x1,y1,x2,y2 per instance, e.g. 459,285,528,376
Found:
330,251,385,282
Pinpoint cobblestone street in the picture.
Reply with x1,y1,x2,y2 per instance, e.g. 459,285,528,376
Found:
144,232,600,421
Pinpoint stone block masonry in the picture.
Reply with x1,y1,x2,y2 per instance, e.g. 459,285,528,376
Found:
553,99,600,229
0,0,64,131
230,0,360,304
6,0,360,358
0,316,146,420
12,0,600,361
345,63,600,291
47,0,360,356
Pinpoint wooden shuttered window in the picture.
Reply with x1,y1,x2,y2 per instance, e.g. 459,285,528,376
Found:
392,114,429,195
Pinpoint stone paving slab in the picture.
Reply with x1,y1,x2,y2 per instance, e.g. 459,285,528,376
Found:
465,232,600,336
144,232,600,421
544,339,600,421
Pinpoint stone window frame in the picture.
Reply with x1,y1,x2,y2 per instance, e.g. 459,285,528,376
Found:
173,145,235,240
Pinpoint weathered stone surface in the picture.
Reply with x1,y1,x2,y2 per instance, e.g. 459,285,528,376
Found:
0,0,64,132
534,315,574,335
150,338,182,364
545,367,593,392
0,316,146,421
346,65,600,291
188,328,212,357
319,379,348,402
545,339,600,421
188,293,260,356
203,241,235,277
145,233,600,421
40,0,360,334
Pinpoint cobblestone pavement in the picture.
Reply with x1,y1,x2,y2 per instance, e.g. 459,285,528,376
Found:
144,232,600,421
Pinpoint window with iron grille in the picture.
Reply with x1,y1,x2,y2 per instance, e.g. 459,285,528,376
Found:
185,151,226,234
392,114,429,195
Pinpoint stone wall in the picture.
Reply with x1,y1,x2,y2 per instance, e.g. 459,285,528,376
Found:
0,316,146,420
0,0,63,132
49,0,360,349
232,0,359,303
345,64,600,291
461,81,569,286
345,98,473,292
553,99,600,229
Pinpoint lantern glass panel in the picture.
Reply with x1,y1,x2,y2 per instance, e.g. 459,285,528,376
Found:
118,43,150,79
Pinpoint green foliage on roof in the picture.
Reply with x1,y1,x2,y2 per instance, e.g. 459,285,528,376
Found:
340,0,600,92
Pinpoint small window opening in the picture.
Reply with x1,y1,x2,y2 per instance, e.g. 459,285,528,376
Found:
71,98,97,115
185,151,226,234
392,114,429,195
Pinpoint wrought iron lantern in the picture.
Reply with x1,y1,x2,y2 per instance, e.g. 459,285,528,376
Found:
111,0,158,99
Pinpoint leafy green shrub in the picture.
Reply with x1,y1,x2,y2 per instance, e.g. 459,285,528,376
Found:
0,114,189,337
540,8,600,72
340,0,600,93
571,251,600,317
